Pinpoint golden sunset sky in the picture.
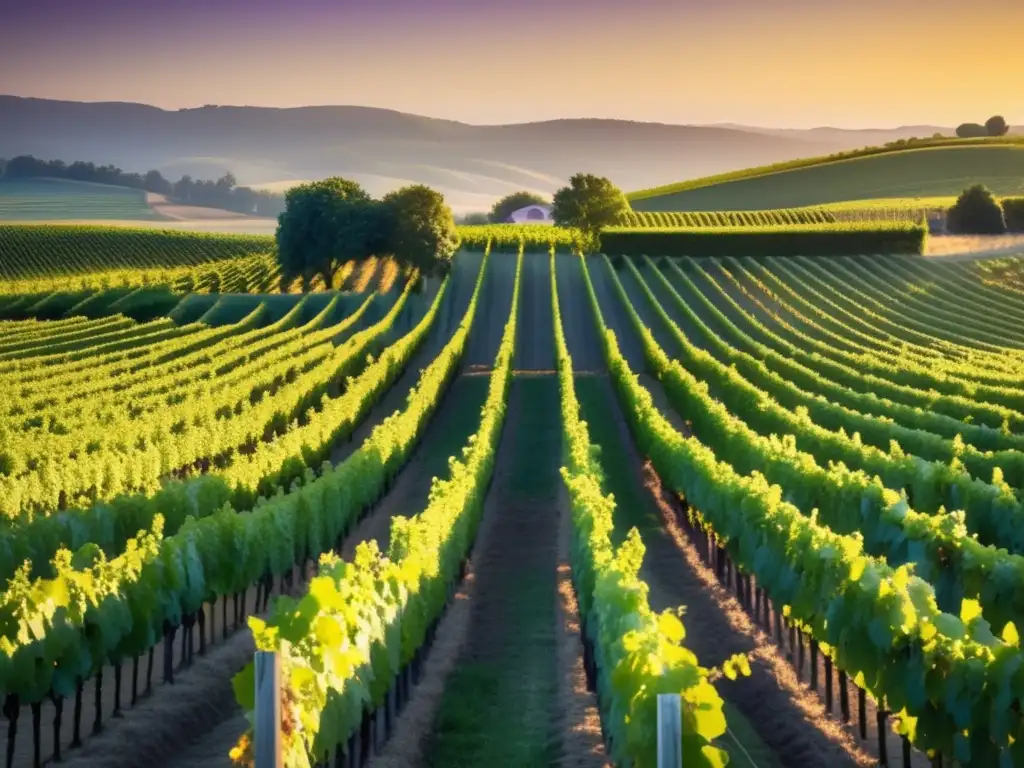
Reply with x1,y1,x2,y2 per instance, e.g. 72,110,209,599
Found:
2,0,1021,127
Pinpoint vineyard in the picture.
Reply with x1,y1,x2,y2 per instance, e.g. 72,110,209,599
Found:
0,225,275,280
628,143,1024,211
3,244,1024,768
0,220,934,301
620,208,838,227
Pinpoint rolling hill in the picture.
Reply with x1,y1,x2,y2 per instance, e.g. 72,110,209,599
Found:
628,142,1024,211
5,96,1015,214
0,178,159,220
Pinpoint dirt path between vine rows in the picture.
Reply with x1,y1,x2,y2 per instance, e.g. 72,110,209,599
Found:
373,375,607,768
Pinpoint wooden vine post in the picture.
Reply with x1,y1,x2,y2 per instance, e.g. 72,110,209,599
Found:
657,693,683,768
254,651,283,768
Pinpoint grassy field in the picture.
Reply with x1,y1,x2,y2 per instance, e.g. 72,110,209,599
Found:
0,178,160,220
630,144,1024,211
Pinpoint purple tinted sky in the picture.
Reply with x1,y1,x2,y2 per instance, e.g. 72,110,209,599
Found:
2,0,1022,127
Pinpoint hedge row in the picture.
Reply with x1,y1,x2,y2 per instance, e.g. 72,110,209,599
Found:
599,223,927,257
1003,198,1024,231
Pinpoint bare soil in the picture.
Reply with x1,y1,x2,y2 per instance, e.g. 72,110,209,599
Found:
57,629,254,768
145,194,258,221
925,233,1024,259
372,374,605,768
421,376,590,767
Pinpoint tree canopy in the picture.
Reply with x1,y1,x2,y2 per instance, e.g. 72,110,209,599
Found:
955,123,989,139
488,191,548,223
985,116,1010,137
1,154,285,215
381,185,459,277
955,116,1011,139
551,173,630,247
947,184,1006,235
275,177,377,289
275,177,458,289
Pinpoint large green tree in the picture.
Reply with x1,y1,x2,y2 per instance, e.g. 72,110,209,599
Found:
488,191,548,223
955,123,988,139
551,174,630,247
275,177,376,289
381,185,459,277
986,115,1010,137
947,184,1006,234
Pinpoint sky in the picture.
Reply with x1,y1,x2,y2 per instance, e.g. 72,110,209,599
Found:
2,0,1022,128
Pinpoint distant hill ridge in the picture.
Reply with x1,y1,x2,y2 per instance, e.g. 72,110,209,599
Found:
1,96,1019,212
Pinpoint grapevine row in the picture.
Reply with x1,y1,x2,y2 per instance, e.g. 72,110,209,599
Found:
696,257,1024,427
614,255,1024,631
228,247,518,766
0,225,273,281
551,251,744,766
620,208,837,228
0,285,400,521
648,257,1024,489
0,249,490,722
581,253,1023,766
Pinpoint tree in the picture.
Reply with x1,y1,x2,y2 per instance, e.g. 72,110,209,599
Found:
381,185,459,277
986,115,1010,137
144,170,173,196
173,175,194,203
216,172,237,190
551,173,630,247
946,184,1006,234
459,212,489,225
275,177,377,289
956,123,989,139
488,191,548,223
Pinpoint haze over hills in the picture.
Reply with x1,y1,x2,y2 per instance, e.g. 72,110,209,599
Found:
1,96,1019,213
